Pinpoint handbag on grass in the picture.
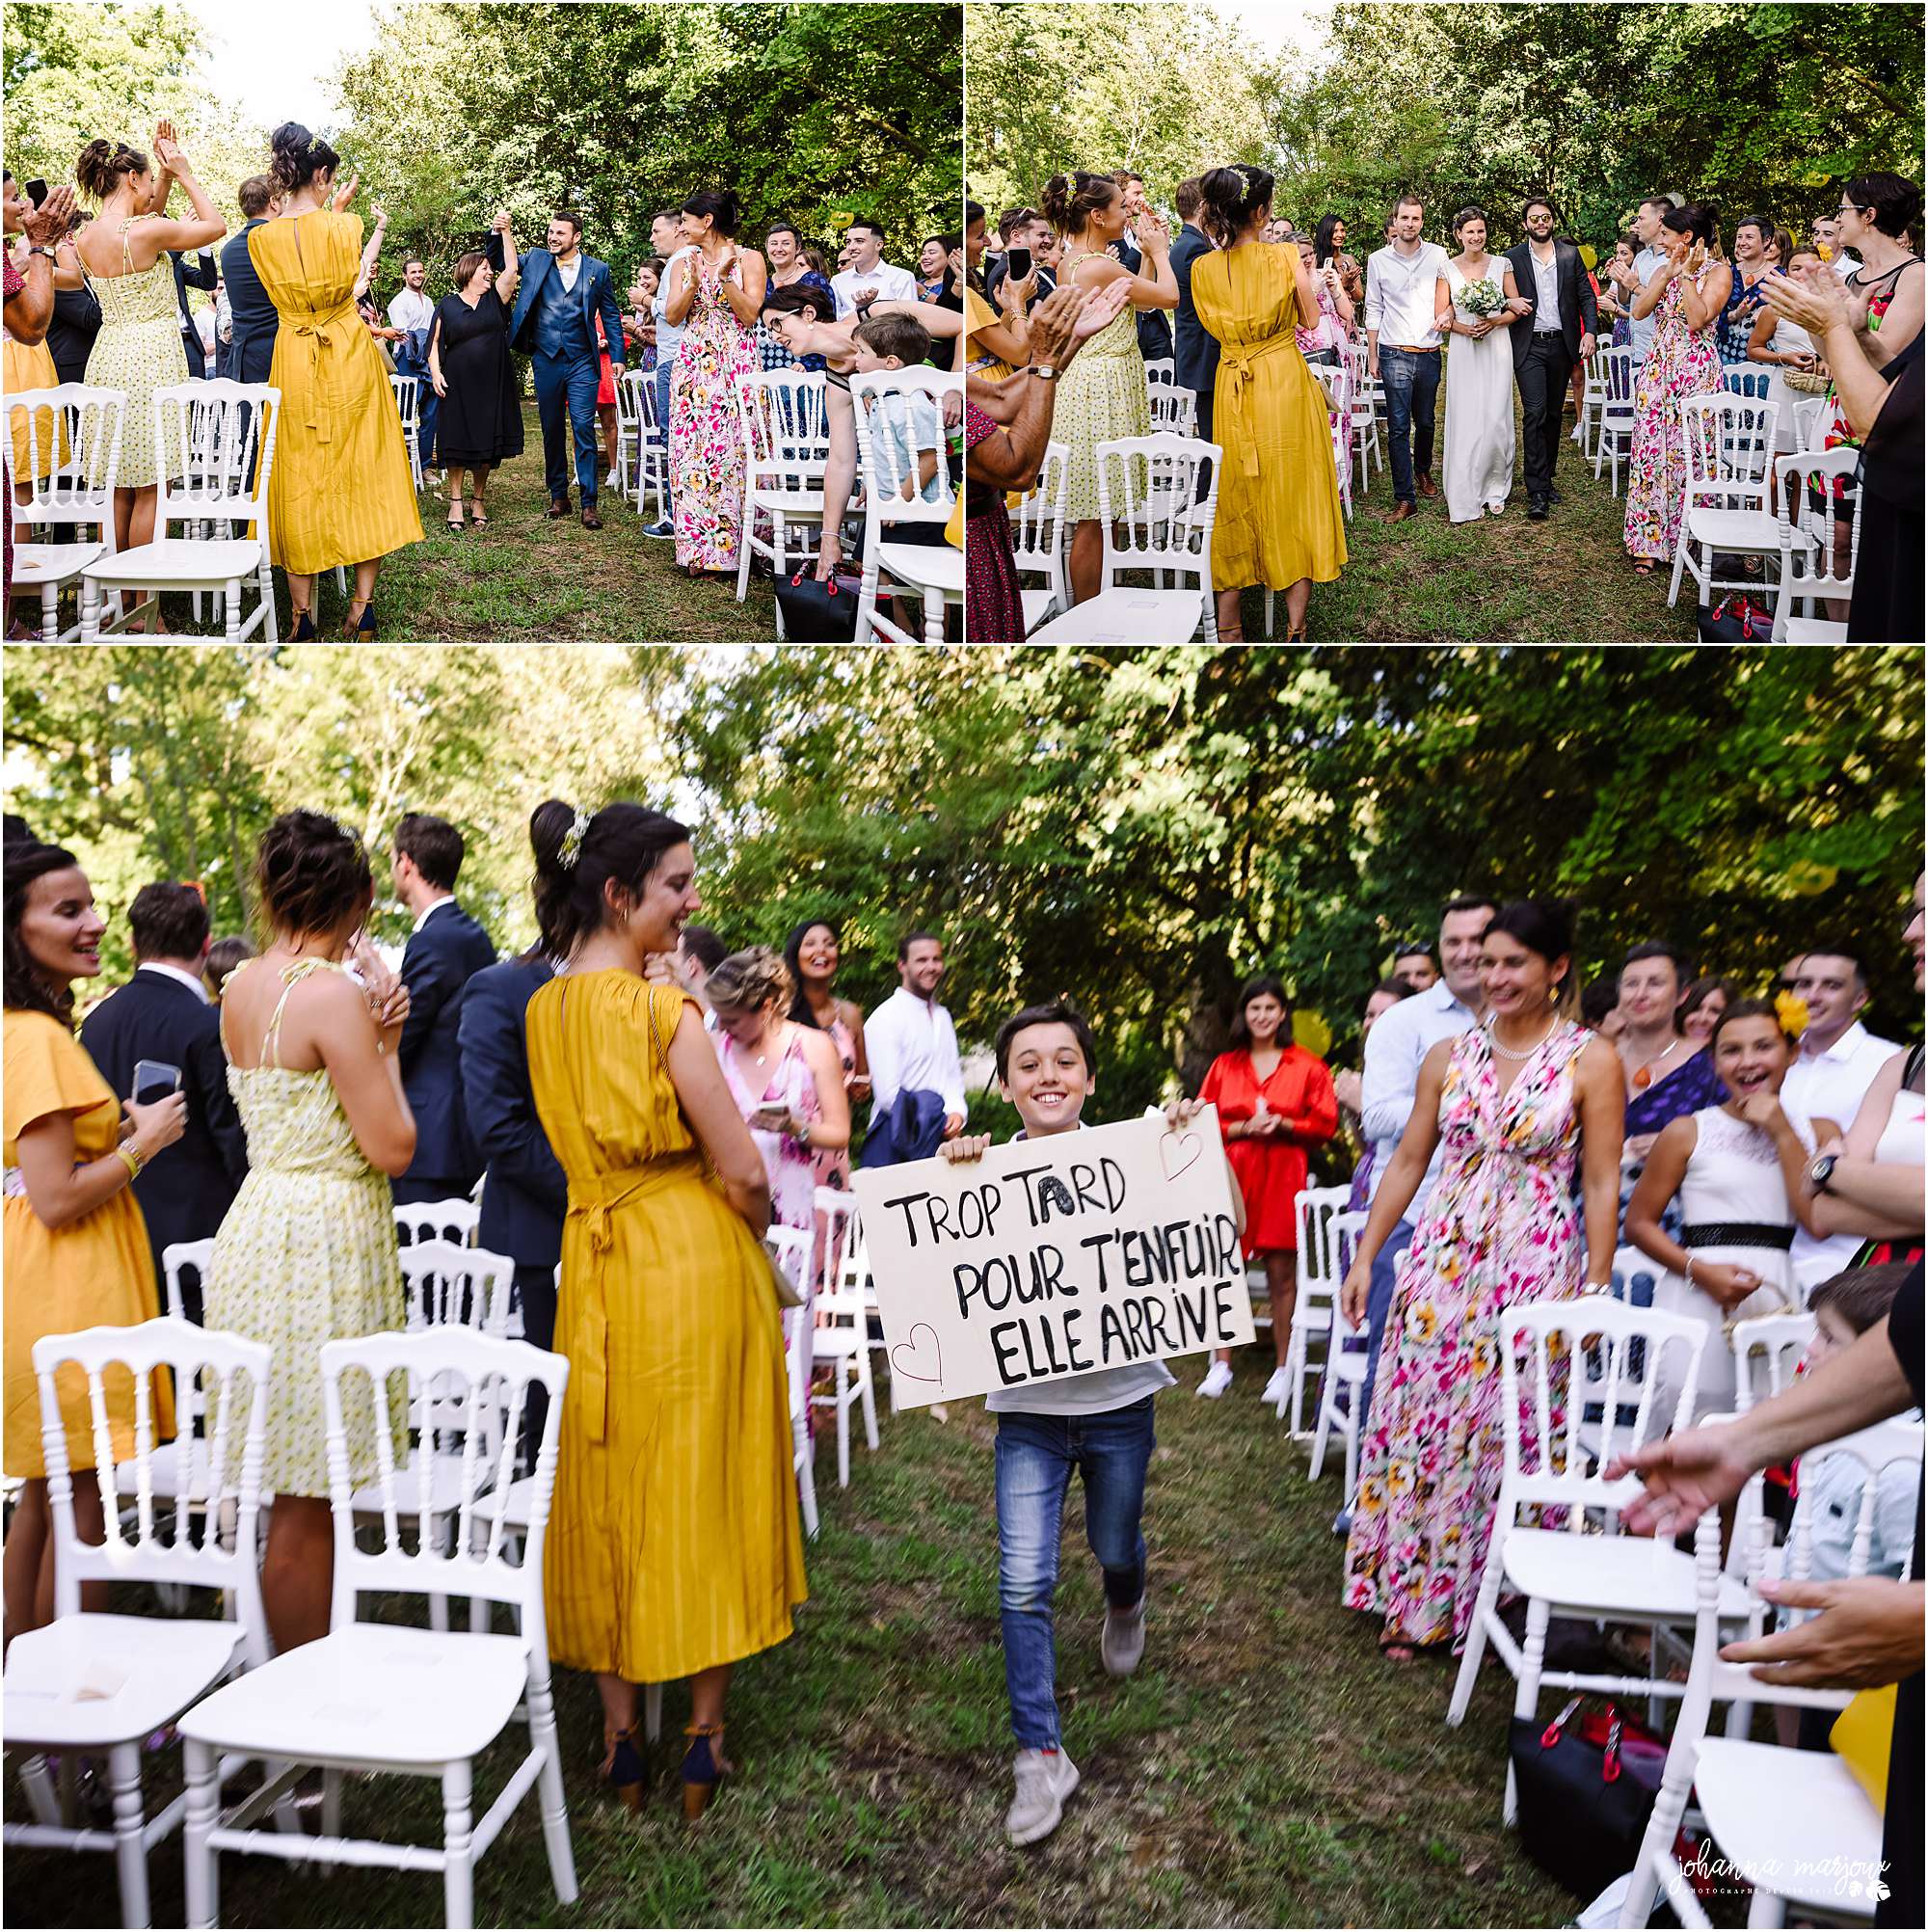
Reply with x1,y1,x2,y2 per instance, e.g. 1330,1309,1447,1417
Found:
775,565,863,642
1509,1696,1667,1900
1697,591,1778,642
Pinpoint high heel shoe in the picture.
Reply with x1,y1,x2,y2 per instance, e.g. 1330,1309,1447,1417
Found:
600,1722,648,1813
289,606,316,641
680,1722,731,1819
341,599,378,640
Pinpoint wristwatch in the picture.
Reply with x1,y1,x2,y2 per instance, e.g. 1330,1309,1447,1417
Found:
1031,363,1060,383
1808,1152,1838,1194
30,246,57,262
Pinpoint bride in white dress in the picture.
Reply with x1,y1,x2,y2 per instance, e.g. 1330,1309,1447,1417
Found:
1433,208,1529,523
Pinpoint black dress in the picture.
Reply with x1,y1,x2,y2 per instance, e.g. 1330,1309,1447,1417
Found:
431,287,523,467
1848,330,1922,644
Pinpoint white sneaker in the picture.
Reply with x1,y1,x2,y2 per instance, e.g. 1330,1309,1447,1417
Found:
1569,422,1585,443
1101,1595,1146,1677
1196,1359,1234,1399
1006,1747,1080,1846
1260,1365,1293,1414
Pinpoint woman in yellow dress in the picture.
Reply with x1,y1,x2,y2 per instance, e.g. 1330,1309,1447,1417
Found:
250,122,421,640
524,798,804,1821
1190,164,1347,641
4,837,184,1647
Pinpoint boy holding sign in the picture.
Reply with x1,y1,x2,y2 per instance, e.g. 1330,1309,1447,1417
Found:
938,1001,1241,1847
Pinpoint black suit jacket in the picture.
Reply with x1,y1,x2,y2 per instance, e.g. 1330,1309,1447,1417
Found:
397,899,496,1189
79,968,249,1293
172,250,218,353
48,282,103,388
1111,234,1175,367
459,955,566,1272
1169,224,1219,397
1505,240,1598,366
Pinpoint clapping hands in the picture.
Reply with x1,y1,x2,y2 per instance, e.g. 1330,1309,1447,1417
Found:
1137,207,1171,253
20,185,77,248
332,172,360,213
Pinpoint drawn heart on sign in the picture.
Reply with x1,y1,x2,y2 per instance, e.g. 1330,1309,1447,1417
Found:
890,1322,944,1385
1160,1128,1203,1182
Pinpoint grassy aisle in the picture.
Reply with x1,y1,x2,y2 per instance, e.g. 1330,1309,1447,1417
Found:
7,1336,1579,1929
1245,384,1701,644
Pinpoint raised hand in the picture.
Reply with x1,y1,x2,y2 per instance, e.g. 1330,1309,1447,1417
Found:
21,185,77,248
491,208,512,233
1071,272,1132,338
154,134,187,174
332,172,360,213
1137,207,1171,253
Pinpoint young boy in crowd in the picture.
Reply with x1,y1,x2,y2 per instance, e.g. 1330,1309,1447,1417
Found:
939,1000,1241,1846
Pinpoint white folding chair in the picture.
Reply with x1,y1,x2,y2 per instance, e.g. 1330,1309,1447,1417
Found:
390,374,423,490
1620,1415,1923,1931
4,1319,275,1929
177,1330,577,1931
1445,1296,1719,1824
812,1193,879,1489
1729,1309,1814,1414
1146,362,1197,440
767,1224,819,1539
1577,351,1608,461
1029,434,1221,644
848,366,962,645
736,370,831,617
1345,339,1379,494
7,384,125,640
624,367,667,520
1770,446,1861,642
395,1196,482,1249
1309,361,1352,521
1010,438,1071,634
1306,1211,1370,1500
79,382,280,642
109,1243,218,1527
1590,345,1637,496
1791,393,1827,452
1282,1184,1352,1433
1668,389,1781,608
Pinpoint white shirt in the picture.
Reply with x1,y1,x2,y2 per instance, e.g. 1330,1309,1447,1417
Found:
1364,241,1450,349
1628,244,1668,366
137,960,212,1005
831,259,920,321
655,245,698,359
412,894,455,934
1832,252,1861,280
1358,977,1480,1220
1783,1019,1903,1274
864,984,966,1122
556,255,582,294
215,281,232,343
1527,244,1562,331
388,286,434,335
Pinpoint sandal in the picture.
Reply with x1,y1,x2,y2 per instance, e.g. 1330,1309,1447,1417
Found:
1632,558,1656,577
289,604,316,642
599,1721,648,1814
469,504,489,528
680,1723,734,1820
447,502,467,532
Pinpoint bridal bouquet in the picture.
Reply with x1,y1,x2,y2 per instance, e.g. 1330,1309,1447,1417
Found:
1458,277,1508,317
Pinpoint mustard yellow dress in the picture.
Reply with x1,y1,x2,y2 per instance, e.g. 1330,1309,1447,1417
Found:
526,973,805,1683
1191,243,1347,593
4,1009,173,1478
4,330,60,482
248,210,422,575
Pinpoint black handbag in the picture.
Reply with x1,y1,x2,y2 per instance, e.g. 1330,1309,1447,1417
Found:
1509,1696,1667,1901
1696,591,1778,642
775,567,862,642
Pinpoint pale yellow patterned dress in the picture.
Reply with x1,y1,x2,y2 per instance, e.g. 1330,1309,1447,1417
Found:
1056,245,1153,523
81,215,191,488
204,959,404,1497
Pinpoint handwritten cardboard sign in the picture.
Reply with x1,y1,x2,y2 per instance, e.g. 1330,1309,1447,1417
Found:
849,1108,1251,1409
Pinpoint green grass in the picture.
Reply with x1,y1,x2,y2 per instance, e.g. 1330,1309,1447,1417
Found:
6,1336,1589,1929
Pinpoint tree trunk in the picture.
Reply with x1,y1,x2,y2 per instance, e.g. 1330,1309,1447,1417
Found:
1177,934,1240,1094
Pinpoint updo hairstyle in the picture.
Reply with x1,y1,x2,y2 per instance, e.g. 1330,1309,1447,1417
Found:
268,121,343,197
76,140,149,201
1040,171,1118,237
253,810,374,940
1451,205,1489,241
530,799,690,957
682,188,740,238
1481,898,1581,1017
1198,164,1274,249
704,946,794,1019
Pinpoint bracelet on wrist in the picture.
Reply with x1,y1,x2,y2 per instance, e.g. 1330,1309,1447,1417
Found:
117,1143,144,1182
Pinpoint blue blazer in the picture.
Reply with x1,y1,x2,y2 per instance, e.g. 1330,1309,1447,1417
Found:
1169,224,1219,396
459,955,566,1272
857,1087,949,1169
221,221,279,387
397,900,497,1189
80,968,249,1287
508,249,627,366
1111,234,1175,368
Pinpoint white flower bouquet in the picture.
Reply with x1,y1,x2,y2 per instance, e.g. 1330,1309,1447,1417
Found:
1458,277,1508,317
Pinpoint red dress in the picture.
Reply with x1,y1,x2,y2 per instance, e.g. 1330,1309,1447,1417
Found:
1200,1045,1340,1256
595,311,616,407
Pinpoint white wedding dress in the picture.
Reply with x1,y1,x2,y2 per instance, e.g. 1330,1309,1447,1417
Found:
1441,257,1516,523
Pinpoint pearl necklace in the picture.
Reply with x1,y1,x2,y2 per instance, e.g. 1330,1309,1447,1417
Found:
1484,1014,1559,1061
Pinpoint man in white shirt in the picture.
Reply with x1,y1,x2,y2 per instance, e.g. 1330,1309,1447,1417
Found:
865,930,967,1149
1782,946,1901,1275
388,255,439,486
1364,194,1451,520
1611,195,1674,370
1811,215,1861,279
1340,893,1496,1525
831,219,920,320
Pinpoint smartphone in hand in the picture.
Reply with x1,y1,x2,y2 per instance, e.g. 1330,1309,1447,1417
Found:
1005,246,1032,282
133,1060,183,1107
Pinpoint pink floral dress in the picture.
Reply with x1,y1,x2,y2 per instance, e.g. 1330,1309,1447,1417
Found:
670,251,754,570
1342,1020,1590,1651
1622,264,1723,561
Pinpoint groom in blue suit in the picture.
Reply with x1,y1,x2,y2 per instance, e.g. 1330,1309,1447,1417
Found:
508,211,626,527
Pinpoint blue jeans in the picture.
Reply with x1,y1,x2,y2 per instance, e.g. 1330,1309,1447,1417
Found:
533,348,602,506
1356,1219,1415,1467
1378,347,1440,504
654,359,676,521
996,1400,1154,1749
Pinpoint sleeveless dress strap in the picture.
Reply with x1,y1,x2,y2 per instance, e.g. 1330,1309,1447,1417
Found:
263,958,337,1069
118,217,136,276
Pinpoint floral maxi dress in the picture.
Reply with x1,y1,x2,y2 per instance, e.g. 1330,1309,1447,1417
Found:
1342,1020,1590,1651
1622,264,1722,562
670,251,755,570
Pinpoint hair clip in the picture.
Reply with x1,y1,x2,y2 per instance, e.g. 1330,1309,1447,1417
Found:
559,808,590,872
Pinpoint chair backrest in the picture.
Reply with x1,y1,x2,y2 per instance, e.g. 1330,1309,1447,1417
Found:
614,366,643,437
1791,394,1827,451
400,1236,514,1335
1606,1244,1659,1307
161,1237,216,1325
33,1317,272,1648
818,1190,871,1321
1729,1309,1815,1414
1497,1295,1707,1523
389,372,419,430
1294,1184,1354,1301
1720,362,1771,401
623,364,661,435
322,1328,568,1632
1329,1209,1371,1339
154,381,279,531
740,369,833,492
1679,389,1778,498
848,367,960,533
1597,344,1636,410
1008,440,1070,584
1773,446,1863,611
765,1223,813,1298
395,1194,481,1248
1093,434,1221,592
1148,380,1197,439
1143,356,1176,401
6,384,125,530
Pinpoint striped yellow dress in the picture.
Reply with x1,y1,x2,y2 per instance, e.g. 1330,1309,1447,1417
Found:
248,210,422,575
526,972,805,1684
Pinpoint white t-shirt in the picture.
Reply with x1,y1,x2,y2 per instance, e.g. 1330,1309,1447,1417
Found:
984,1122,1177,1416
388,286,434,335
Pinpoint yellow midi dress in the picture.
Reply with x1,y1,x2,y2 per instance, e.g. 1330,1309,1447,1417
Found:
4,330,60,483
1191,243,1348,593
248,210,422,575
4,1010,173,1478
526,973,806,1684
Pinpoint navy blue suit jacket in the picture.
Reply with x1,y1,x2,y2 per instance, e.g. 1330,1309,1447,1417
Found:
397,900,496,1189
508,250,627,366
1111,235,1175,368
459,955,566,1272
1169,224,1219,397
220,221,279,386
80,968,249,1286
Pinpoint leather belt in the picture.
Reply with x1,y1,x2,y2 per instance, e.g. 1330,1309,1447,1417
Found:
1681,1221,1794,1251
1386,344,1440,354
